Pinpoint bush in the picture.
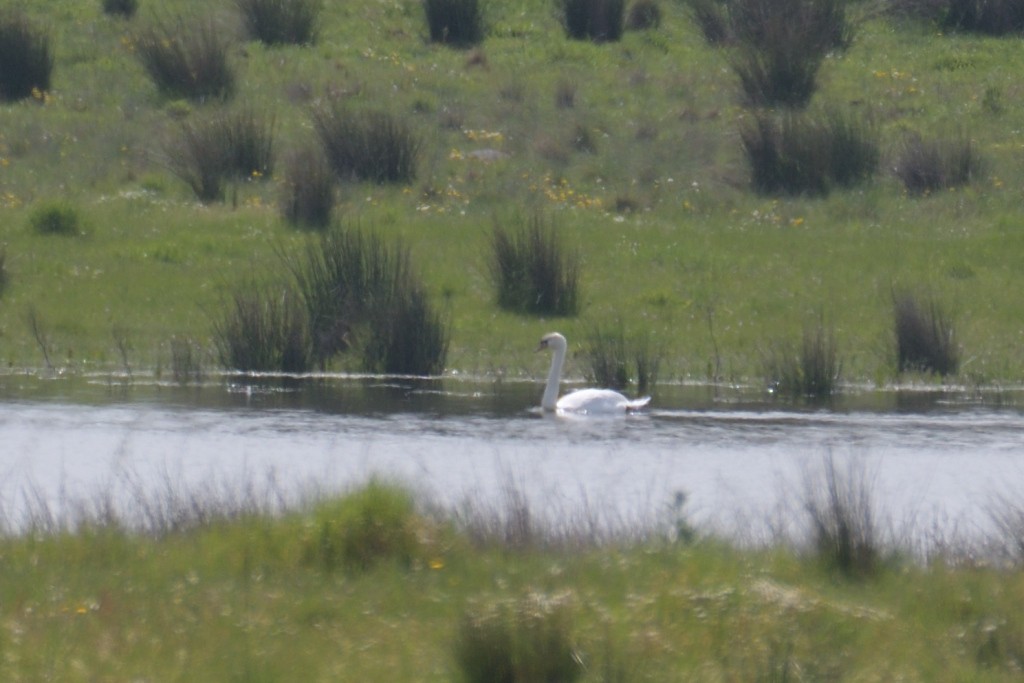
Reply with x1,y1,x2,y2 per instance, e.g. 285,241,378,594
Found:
280,144,336,229
101,0,139,18
894,131,983,195
29,201,82,236
135,14,235,101
212,282,312,373
942,0,1024,34
303,480,422,573
763,321,841,399
235,0,320,46
312,103,420,184
362,275,450,376
455,593,582,683
893,289,959,375
489,214,580,316
741,110,878,196
560,0,626,42
165,106,275,202
0,10,53,102
424,0,485,46
626,0,662,30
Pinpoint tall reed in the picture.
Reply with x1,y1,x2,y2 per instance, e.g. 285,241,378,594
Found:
490,214,580,317
135,14,235,101
893,289,959,375
0,10,53,102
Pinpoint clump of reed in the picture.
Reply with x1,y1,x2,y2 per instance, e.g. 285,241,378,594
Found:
311,103,420,184
741,109,878,196
301,479,424,573
101,0,139,19
489,213,580,317
560,0,626,42
582,323,660,395
942,0,1024,34
234,0,320,46
164,106,275,202
362,275,450,376
280,144,336,229
892,289,959,376
803,454,883,579
455,592,583,683
212,282,312,373
626,0,662,30
135,14,235,101
763,320,841,399
0,9,53,102
424,0,485,47
685,0,732,44
894,131,983,196
29,201,83,236
169,336,204,384
0,247,8,297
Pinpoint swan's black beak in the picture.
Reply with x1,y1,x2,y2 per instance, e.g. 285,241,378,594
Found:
535,340,547,352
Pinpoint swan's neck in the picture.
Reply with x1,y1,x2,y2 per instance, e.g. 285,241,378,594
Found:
542,344,565,411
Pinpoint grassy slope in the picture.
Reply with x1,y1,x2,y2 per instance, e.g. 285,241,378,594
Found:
2,1,1024,383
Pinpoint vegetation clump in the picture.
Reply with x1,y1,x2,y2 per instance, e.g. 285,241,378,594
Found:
763,321,841,399
135,14,236,101
213,282,311,373
582,323,660,394
0,10,53,102
560,0,625,42
312,104,420,184
101,0,139,19
894,131,983,195
893,289,959,376
235,0,320,46
490,214,580,317
29,201,82,236
942,0,1024,35
424,0,485,46
280,144,336,229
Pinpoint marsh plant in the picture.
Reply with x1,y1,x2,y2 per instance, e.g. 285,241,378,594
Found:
29,201,82,236
942,0,1024,34
741,109,878,196
763,321,841,399
686,0,732,43
235,0,320,45
560,0,626,42
362,276,450,376
312,104,420,184
280,144,336,229
424,0,485,46
101,0,138,18
455,593,583,683
212,282,312,373
0,10,53,101
0,247,7,297
894,131,983,195
803,454,883,579
490,214,580,316
626,0,662,30
169,336,203,384
893,289,959,375
135,14,235,101
583,323,660,394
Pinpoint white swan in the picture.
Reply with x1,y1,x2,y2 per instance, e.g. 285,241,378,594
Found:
537,332,651,414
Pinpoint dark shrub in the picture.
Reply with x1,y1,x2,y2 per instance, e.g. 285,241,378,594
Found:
894,131,983,195
0,10,53,102
582,323,660,393
213,283,312,373
560,0,626,42
741,110,878,196
363,275,450,376
627,0,662,30
135,14,235,101
312,104,420,184
893,289,959,375
280,144,336,229
169,336,203,384
943,0,1024,34
686,0,732,43
490,214,580,316
29,201,82,236
764,321,841,399
424,0,485,46
235,0,320,45
102,0,139,18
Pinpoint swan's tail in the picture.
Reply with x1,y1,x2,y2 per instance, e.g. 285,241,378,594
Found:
624,396,651,411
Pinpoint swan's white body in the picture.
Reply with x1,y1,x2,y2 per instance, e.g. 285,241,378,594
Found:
537,332,651,414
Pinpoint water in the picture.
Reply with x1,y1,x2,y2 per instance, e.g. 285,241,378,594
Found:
2,373,1023,543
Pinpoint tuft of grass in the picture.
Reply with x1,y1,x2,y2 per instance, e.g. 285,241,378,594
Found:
455,593,583,683
101,0,139,19
302,479,423,573
424,0,485,47
311,103,420,184
29,201,83,236
489,214,580,317
894,131,983,196
741,109,878,196
686,0,733,44
560,0,626,42
626,0,662,30
942,0,1024,35
803,454,883,579
893,289,959,376
0,10,53,102
280,144,336,229
362,273,450,376
169,336,203,384
212,282,312,373
235,0,320,46
581,322,661,394
135,14,236,101
764,320,841,399
0,247,7,296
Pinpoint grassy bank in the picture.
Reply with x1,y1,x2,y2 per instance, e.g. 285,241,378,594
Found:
2,1,1024,385
3,477,1024,681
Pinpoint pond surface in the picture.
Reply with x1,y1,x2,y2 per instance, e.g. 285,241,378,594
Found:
2,373,1023,543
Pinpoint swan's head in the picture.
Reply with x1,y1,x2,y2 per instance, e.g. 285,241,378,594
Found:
536,332,567,353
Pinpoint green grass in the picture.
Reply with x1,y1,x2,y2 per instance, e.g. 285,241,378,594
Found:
2,1,1024,384
3,479,1024,681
